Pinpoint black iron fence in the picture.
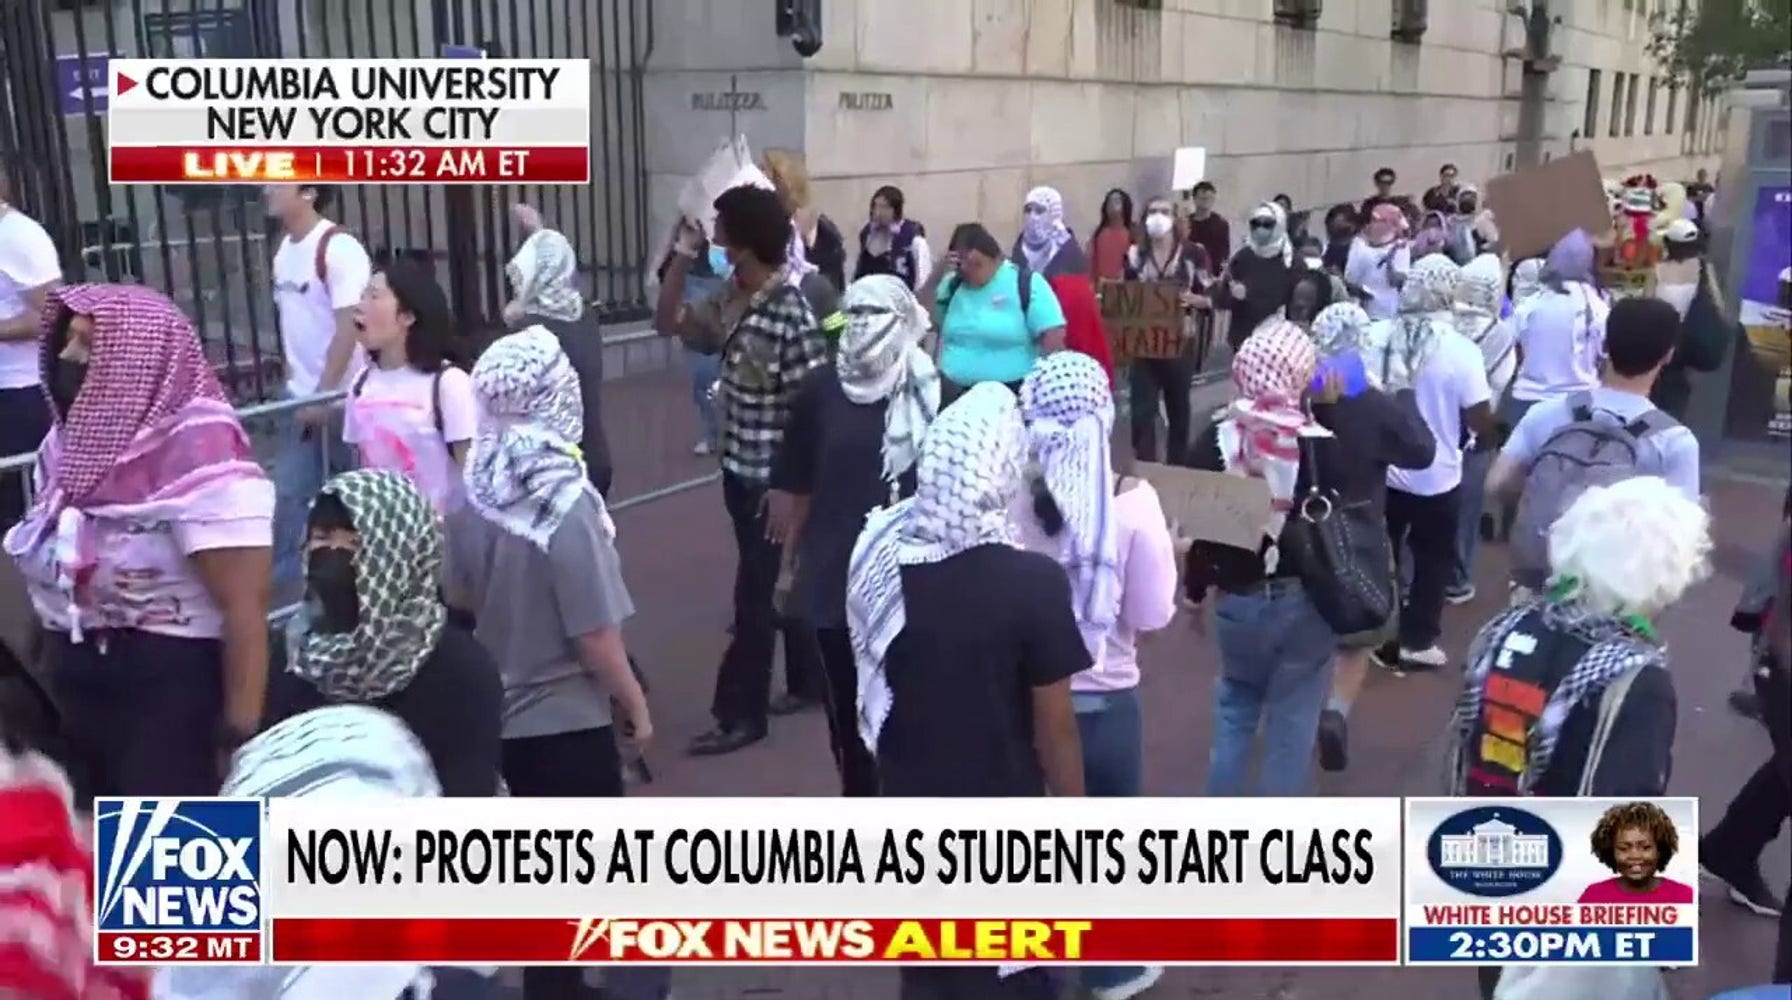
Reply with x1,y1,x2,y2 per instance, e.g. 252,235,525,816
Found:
0,0,653,403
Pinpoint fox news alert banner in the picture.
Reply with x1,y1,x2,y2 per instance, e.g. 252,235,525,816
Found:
104,59,591,185
95,797,1402,967
1405,798,1700,967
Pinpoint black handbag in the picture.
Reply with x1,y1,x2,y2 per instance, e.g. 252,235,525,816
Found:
1280,433,1397,637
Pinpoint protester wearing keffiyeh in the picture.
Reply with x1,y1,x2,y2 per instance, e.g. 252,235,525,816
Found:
504,228,585,325
836,276,940,496
1362,254,1462,394
4,284,271,643
289,470,446,703
1310,301,1372,362
156,705,484,1000
1220,320,1323,569
1019,352,1122,651
847,383,1027,749
0,748,151,1000
1018,186,1075,273
465,326,613,550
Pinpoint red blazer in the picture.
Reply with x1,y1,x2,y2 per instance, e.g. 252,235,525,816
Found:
1043,273,1114,387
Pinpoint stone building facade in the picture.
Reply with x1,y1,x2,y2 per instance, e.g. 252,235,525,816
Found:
643,0,1726,248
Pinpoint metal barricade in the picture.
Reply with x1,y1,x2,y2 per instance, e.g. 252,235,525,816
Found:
0,390,722,628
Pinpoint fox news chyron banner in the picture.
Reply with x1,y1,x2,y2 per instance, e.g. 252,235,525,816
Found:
104,59,591,185
1405,798,1700,967
94,798,1401,967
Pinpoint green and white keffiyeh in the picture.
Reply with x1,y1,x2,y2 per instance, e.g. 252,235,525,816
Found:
291,470,445,703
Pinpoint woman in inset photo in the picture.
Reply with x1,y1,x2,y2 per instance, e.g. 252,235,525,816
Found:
1577,801,1696,904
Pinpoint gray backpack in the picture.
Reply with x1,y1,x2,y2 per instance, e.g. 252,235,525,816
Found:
1510,392,1677,589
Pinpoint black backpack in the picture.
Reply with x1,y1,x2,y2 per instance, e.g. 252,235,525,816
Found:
937,259,1033,319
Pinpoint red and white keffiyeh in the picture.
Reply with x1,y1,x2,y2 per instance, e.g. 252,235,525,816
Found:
0,749,151,1000
1221,320,1321,557
3,284,270,641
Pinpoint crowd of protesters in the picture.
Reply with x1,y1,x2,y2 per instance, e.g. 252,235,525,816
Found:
0,148,1787,1000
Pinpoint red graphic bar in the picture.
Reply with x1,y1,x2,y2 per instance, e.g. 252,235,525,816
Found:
271,916,1400,965
97,930,262,965
109,145,590,184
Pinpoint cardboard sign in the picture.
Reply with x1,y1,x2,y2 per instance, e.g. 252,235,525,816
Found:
1484,151,1612,261
1171,146,1207,191
1134,463,1273,552
1099,280,1186,360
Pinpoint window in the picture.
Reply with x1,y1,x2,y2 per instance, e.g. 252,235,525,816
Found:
1273,0,1321,27
1609,73,1624,137
1665,83,1678,137
1624,73,1640,136
1644,77,1658,135
1584,68,1603,137
1686,83,1700,135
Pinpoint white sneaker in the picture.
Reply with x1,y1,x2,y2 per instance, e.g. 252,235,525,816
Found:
692,440,712,456
1091,965,1164,1000
1400,646,1448,669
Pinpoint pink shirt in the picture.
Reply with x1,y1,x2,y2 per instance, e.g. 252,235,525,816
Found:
344,365,480,515
9,479,272,640
1576,877,1695,905
1012,480,1179,691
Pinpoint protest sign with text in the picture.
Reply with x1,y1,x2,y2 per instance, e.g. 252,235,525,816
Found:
1099,280,1186,360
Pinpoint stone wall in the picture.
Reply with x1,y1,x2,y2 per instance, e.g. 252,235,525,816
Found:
637,0,1722,253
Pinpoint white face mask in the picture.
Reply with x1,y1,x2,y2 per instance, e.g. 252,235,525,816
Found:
1304,256,1325,271
1145,214,1174,238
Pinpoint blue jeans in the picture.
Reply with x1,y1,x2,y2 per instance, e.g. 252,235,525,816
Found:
1073,688,1144,992
270,403,357,593
1207,583,1336,796
1454,448,1494,591
685,346,721,447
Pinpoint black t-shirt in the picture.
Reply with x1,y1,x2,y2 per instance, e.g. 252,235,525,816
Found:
265,624,504,796
770,367,916,629
874,545,1089,797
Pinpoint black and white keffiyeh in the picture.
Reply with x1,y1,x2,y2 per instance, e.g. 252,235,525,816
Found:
505,229,585,324
836,275,940,495
846,383,1027,750
1019,351,1121,649
465,326,612,550
1452,597,1665,793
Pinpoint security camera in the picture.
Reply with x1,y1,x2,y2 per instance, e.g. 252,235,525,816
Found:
791,24,822,58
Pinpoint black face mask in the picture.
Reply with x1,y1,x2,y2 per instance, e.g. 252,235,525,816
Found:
49,359,87,416
1458,197,1479,215
305,547,360,634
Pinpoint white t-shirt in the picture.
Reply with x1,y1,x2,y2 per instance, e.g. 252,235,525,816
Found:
1511,283,1609,403
0,208,63,389
272,219,371,397
343,364,480,515
1387,331,1493,497
1345,237,1410,321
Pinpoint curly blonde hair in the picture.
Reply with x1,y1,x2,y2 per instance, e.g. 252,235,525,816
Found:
1589,801,1679,874
761,149,811,214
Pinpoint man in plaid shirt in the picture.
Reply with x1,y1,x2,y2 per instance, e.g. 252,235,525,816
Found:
670,184,830,756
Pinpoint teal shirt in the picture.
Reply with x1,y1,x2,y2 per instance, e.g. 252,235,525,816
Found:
937,261,1065,385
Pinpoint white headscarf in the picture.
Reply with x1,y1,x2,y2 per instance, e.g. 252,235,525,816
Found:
1019,352,1122,650
158,706,459,1000
847,383,1027,750
1020,186,1072,272
1513,258,1546,304
1247,201,1293,264
837,275,940,495
465,326,612,549
505,228,584,324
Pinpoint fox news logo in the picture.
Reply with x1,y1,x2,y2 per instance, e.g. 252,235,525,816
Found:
95,798,262,934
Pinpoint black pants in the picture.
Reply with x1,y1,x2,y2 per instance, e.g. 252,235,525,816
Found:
815,627,878,796
0,385,52,528
1707,658,1792,983
47,629,225,806
712,471,822,729
899,967,1060,999
941,378,1024,408
502,727,668,1000
1127,352,1197,464
1385,486,1459,650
